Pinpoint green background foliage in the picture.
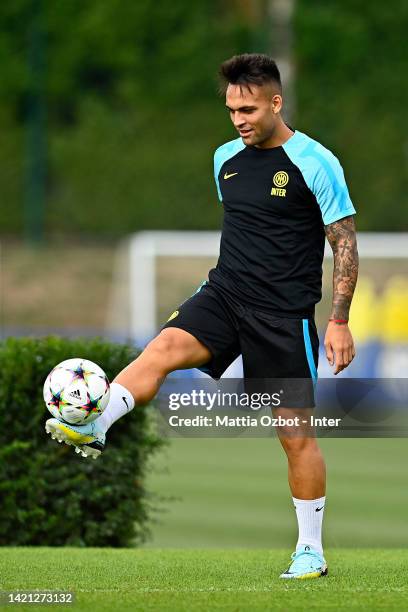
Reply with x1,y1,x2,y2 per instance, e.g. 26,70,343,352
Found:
0,0,406,236
0,336,162,546
294,0,408,231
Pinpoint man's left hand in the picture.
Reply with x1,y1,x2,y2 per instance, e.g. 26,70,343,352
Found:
324,322,356,375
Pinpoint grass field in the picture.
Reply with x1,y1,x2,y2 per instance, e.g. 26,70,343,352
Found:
145,438,408,549
1,548,407,611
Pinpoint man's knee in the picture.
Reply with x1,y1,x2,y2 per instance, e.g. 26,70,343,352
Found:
144,330,180,367
279,435,320,459
147,329,177,354
143,328,210,373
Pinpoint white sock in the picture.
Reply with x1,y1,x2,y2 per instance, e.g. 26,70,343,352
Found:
98,382,135,432
293,496,325,556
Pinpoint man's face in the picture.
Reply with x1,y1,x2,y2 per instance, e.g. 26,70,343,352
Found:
225,83,282,147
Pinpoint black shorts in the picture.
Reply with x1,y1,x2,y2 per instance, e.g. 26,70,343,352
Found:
162,282,319,407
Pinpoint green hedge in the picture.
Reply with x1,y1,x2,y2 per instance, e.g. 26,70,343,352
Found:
0,336,164,547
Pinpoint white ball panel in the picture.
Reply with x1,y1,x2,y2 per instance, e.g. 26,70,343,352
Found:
60,405,89,425
81,359,107,378
56,358,83,370
98,388,110,411
47,404,60,419
85,373,108,399
43,373,52,403
49,367,76,393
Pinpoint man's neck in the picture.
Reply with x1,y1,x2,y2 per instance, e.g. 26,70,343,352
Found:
255,121,294,149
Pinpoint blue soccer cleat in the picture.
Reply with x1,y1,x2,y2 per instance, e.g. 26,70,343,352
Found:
45,417,106,459
280,545,328,579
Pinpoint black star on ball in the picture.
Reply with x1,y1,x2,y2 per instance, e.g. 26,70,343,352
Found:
71,363,86,380
83,395,100,416
49,390,62,409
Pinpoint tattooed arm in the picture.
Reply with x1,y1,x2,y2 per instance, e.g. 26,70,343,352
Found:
324,215,359,374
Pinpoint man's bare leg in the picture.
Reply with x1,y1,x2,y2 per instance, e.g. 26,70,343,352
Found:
274,407,326,499
114,328,211,404
274,407,326,558
98,328,212,431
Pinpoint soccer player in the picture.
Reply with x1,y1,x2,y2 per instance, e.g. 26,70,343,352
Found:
46,54,359,579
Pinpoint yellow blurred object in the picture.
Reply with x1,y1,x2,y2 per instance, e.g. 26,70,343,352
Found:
349,276,379,342
380,276,408,343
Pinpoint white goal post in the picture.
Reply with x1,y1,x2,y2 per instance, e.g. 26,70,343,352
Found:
107,231,408,344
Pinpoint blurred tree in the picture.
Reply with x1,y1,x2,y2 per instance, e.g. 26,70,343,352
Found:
0,0,406,236
0,0,251,120
0,0,254,236
295,0,408,230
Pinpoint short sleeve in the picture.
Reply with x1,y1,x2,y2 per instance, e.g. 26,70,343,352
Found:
311,152,356,225
282,131,356,225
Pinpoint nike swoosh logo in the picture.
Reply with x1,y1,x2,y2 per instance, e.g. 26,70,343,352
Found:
224,172,238,180
122,396,129,410
316,506,325,512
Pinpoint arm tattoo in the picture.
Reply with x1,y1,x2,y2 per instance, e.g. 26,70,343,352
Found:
324,215,359,321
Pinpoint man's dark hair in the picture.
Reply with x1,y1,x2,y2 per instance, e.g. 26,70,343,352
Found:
219,53,281,95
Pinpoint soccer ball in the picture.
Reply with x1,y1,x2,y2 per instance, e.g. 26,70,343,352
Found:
43,358,110,425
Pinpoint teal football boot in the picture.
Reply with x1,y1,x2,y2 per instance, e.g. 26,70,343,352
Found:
280,545,328,579
45,417,106,459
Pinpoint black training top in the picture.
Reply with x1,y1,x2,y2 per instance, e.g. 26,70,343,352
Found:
209,130,356,318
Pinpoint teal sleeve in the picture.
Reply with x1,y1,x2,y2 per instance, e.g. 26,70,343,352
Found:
309,149,356,225
283,132,356,225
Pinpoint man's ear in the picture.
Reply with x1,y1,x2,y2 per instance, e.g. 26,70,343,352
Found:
271,94,283,114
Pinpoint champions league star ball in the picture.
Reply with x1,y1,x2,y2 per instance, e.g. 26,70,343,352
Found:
43,358,110,425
